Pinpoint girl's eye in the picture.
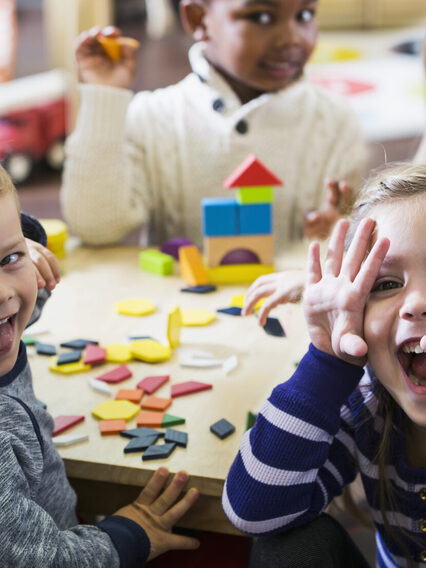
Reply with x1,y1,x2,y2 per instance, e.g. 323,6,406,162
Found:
249,11,273,25
372,280,402,292
297,9,315,23
0,252,21,267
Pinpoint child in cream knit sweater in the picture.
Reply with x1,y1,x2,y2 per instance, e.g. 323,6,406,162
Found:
62,0,365,252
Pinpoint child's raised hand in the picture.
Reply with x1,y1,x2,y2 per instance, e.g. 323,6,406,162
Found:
75,26,138,89
242,270,305,327
25,238,61,291
303,218,389,366
113,468,200,561
303,180,352,240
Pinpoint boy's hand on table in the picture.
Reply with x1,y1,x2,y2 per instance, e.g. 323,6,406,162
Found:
303,180,352,240
26,238,61,291
113,468,200,561
76,25,138,89
242,270,305,327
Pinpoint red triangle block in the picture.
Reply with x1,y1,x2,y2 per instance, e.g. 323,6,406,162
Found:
96,365,132,383
137,375,170,394
223,154,283,188
53,415,85,436
83,344,107,365
171,381,212,398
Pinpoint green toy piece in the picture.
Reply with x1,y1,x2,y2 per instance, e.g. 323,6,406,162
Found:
236,186,274,204
245,411,258,431
139,249,174,275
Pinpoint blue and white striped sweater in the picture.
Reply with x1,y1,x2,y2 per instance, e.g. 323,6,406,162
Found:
223,344,426,567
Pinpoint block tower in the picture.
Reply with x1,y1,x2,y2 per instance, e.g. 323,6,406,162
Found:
201,154,283,284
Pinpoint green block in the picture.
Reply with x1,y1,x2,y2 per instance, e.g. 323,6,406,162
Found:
139,249,174,275
23,335,36,345
161,414,186,427
245,411,258,431
236,186,274,204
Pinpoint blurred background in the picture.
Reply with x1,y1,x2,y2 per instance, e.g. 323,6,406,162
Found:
1,0,425,220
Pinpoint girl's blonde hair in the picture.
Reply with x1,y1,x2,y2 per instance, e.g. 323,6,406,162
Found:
344,163,426,566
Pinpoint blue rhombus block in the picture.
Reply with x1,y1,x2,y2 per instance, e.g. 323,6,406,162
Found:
238,202,272,235
201,197,239,236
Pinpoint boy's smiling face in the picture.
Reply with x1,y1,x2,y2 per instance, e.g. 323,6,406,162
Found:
364,196,426,429
0,193,37,376
182,0,318,103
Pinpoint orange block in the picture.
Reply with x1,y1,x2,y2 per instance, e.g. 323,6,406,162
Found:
99,419,127,435
115,388,144,403
137,411,165,427
141,395,172,411
98,35,140,62
179,245,210,286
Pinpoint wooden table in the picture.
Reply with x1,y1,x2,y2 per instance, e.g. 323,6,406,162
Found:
30,244,311,534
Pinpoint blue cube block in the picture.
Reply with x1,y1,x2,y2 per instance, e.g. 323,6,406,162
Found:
238,203,272,235
201,197,238,237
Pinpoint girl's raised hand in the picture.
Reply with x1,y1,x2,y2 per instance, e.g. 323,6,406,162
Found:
303,218,389,366
75,26,138,89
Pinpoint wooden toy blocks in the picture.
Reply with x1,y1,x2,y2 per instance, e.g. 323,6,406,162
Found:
171,381,212,398
210,418,235,439
141,395,172,411
96,365,132,384
115,389,144,403
178,245,210,286
53,415,85,436
204,234,274,268
115,297,155,316
98,35,140,62
167,306,182,348
130,339,171,363
92,400,140,421
223,154,283,188
142,442,176,461
139,249,174,276
137,375,169,394
201,197,239,237
99,419,127,436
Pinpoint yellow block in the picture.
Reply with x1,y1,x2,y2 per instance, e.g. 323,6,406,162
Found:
167,306,182,348
106,343,133,363
39,219,68,257
181,309,216,327
92,400,140,421
98,36,140,62
49,357,91,374
207,265,274,285
230,294,265,311
130,339,171,363
179,245,210,286
115,298,155,316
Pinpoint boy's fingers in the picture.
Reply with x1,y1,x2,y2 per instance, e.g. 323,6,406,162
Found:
150,471,189,516
136,467,170,507
161,488,199,528
150,533,200,560
243,285,273,315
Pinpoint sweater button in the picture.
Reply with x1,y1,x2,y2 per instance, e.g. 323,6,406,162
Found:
420,550,426,562
420,519,426,533
235,119,248,134
212,98,225,112
420,488,426,501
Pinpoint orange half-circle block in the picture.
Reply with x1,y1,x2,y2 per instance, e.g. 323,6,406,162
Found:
98,36,140,61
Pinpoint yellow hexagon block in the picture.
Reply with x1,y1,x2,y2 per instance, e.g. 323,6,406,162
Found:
230,294,265,311
181,309,216,327
115,297,155,316
105,343,133,363
49,357,91,374
167,306,182,348
92,400,140,421
130,339,171,363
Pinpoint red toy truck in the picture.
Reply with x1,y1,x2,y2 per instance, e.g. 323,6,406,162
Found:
0,69,69,184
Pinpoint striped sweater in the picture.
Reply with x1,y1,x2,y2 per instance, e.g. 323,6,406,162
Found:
223,344,426,567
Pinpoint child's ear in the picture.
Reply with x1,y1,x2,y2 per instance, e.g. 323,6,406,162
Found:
180,1,209,42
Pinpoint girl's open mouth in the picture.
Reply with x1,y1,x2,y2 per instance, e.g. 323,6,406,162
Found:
397,340,426,390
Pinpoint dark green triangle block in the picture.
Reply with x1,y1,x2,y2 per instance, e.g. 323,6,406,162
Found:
245,411,258,431
161,414,185,427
